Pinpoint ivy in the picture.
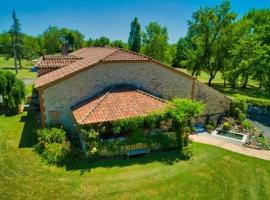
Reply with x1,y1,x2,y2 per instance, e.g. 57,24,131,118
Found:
79,98,204,157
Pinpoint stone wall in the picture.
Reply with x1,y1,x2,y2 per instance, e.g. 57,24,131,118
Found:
41,62,230,128
193,80,231,115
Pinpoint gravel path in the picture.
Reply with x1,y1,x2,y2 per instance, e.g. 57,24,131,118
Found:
190,133,270,161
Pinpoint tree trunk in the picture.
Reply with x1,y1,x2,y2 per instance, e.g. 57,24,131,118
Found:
191,69,196,76
259,82,262,89
208,76,214,86
242,75,249,89
12,33,18,74
223,78,227,88
18,55,22,69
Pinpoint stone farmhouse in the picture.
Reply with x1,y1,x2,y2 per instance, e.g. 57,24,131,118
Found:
34,47,231,130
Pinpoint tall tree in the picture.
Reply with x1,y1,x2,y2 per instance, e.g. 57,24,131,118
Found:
142,22,169,62
184,1,236,86
225,9,270,89
172,38,187,68
10,9,23,73
128,17,141,52
40,26,84,54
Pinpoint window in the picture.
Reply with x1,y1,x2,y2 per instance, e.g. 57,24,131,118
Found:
48,111,61,125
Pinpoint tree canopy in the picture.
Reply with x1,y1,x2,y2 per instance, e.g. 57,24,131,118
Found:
142,22,169,62
0,70,25,109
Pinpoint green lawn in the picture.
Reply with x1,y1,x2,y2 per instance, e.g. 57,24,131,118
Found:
1,111,270,199
178,68,270,106
0,57,37,79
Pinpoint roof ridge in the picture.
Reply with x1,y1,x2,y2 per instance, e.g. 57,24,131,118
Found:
135,89,167,103
100,48,121,61
80,89,112,123
119,48,150,59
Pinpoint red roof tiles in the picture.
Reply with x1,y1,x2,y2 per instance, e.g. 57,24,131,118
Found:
37,55,82,69
72,87,167,125
101,49,149,62
35,47,195,89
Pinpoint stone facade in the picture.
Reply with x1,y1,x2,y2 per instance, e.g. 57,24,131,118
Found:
41,62,231,129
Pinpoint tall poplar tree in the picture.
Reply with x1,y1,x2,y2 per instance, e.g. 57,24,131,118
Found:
10,9,23,72
128,17,141,52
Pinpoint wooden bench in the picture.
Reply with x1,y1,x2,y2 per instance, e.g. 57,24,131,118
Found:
126,143,150,158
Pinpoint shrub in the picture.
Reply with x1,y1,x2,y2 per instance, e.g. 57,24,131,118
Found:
223,122,232,131
35,127,76,165
80,129,100,157
206,124,214,133
231,97,248,123
181,145,193,160
41,142,71,165
0,70,25,110
243,120,252,130
37,128,66,144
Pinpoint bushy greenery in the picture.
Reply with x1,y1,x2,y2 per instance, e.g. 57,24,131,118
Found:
80,129,99,157
35,127,73,165
99,131,178,154
41,142,71,165
223,122,232,131
206,124,214,133
230,97,248,123
80,98,204,158
0,70,25,110
242,120,252,130
37,127,66,144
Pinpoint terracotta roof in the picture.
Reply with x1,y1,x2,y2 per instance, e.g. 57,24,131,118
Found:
72,87,167,125
35,48,118,88
101,49,149,62
35,47,195,89
37,55,82,69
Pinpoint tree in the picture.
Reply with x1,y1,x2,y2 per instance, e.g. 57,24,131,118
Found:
40,26,84,54
225,9,270,89
10,9,23,73
0,70,25,111
39,26,62,54
0,32,13,56
110,40,128,49
87,36,110,47
184,1,236,86
60,28,84,54
166,98,204,150
128,17,141,52
142,22,169,62
172,38,187,68
21,34,40,60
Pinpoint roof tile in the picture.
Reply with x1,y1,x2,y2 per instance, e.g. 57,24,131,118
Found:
72,87,167,124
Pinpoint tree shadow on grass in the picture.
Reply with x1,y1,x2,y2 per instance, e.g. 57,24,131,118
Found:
19,107,39,148
212,83,269,100
66,149,186,175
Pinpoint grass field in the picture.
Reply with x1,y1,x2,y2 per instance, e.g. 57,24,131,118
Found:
0,57,37,79
1,111,270,200
178,68,270,106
